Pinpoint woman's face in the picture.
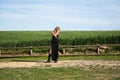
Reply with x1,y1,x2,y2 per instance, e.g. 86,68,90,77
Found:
55,27,60,32
53,27,60,33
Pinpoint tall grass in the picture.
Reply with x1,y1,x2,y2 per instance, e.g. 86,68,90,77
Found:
0,31,120,47
60,31,120,45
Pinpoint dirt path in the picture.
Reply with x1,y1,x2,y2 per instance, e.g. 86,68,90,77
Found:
0,60,120,68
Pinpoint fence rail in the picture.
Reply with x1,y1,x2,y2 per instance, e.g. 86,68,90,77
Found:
0,44,120,56
1,44,120,49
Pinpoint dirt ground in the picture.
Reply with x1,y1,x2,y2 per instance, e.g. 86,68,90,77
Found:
0,60,120,68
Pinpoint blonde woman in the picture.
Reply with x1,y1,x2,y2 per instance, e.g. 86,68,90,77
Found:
46,26,60,63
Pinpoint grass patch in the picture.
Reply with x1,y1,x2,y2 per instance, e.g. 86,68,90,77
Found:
0,67,120,80
60,55,120,61
0,55,120,62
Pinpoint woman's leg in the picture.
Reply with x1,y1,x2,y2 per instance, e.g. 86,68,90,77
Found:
52,43,59,62
55,43,59,62
46,46,52,62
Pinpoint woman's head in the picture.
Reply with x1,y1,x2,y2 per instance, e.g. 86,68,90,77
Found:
54,26,60,32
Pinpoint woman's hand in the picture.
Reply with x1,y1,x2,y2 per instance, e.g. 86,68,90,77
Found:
51,30,60,38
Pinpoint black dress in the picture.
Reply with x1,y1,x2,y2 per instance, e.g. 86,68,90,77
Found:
51,35,59,62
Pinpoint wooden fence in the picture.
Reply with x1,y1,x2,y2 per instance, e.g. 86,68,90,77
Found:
1,44,118,56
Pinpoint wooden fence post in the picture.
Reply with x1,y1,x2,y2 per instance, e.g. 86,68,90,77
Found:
0,51,1,56
30,46,33,55
97,44,100,54
63,48,65,54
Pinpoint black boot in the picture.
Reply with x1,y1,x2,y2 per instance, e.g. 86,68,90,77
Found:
46,54,51,63
54,59,57,63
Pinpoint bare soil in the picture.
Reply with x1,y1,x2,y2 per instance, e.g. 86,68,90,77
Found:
0,60,120,68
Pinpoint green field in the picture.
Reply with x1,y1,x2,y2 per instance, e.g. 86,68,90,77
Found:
0,31,120,80
0,67,120,80
0,31,120,47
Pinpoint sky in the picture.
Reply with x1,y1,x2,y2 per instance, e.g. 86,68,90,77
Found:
0,0,120,31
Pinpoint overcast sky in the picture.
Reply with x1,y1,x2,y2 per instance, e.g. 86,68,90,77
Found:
0,0,120,31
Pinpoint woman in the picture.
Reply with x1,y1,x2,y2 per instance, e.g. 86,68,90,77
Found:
46,26,60,63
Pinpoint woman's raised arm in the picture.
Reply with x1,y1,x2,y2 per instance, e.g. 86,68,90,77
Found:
51,30,60,38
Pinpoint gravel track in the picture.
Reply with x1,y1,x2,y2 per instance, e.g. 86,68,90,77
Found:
0,60,120,68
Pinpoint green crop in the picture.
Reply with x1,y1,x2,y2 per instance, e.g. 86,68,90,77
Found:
0,31,120,47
